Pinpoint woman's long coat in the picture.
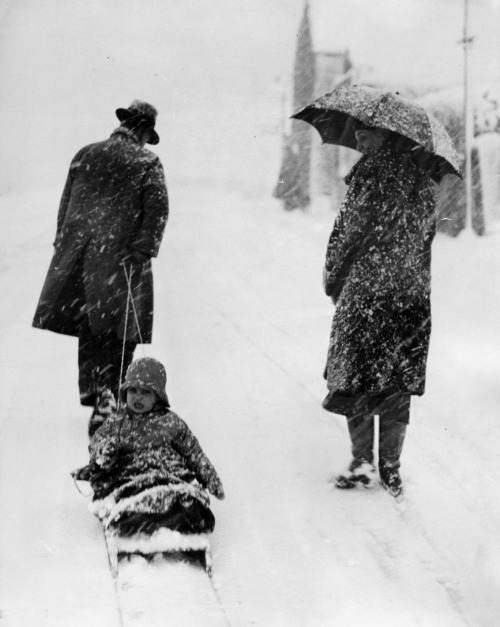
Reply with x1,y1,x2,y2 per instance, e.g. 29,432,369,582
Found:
323,140,437,397
32,128,169,342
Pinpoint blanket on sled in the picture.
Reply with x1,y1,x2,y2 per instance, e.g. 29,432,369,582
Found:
76,469,215,536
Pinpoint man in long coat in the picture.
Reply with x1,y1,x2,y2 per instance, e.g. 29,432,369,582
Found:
322,126,436,496
33,101,169,432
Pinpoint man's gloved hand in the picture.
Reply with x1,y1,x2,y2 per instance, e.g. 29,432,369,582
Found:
207,477,225,500
122,246,150,266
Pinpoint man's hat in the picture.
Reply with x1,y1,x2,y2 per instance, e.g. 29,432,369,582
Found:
116,100,160,145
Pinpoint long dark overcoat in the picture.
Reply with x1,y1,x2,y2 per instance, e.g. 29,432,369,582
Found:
323,140,437,398
32,128,169,342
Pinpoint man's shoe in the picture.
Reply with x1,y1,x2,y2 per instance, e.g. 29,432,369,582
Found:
88,387,116,437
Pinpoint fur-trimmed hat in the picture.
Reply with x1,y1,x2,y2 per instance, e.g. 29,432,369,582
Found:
116,100,160,145
120,357,170,407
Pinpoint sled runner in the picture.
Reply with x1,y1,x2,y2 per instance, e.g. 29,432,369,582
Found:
103,525,213,578
86,479,216,578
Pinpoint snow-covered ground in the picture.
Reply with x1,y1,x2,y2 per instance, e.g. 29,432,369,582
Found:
2,180,500,627
1,2,500,626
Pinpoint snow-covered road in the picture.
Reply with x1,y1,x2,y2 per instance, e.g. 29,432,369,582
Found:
2,181,499,626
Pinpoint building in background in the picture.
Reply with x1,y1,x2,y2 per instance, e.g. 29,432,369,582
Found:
275,1,500,236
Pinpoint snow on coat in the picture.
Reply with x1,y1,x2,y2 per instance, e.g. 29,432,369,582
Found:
87,406,224,503
323,139,436,397
32,128,169,342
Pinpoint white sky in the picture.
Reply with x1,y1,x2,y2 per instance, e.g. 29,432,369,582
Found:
311,0,500,90
0,0,498,195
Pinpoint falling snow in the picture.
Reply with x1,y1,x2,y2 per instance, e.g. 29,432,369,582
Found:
1,1,500,626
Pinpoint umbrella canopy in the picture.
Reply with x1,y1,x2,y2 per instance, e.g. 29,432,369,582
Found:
292,85,463,182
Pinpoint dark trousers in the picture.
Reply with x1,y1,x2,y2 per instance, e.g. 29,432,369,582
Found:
349,393,411,426
78,316,136,406
346,393,410,468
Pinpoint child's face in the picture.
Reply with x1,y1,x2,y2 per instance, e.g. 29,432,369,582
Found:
126,386,157,414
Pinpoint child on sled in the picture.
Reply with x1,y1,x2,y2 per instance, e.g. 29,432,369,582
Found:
73,357,224,537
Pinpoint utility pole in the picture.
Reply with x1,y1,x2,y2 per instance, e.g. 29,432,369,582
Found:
460,0,475,231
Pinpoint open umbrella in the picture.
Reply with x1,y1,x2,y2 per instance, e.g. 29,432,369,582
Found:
292,84,462,182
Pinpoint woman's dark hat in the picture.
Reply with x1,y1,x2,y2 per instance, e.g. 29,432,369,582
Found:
116,100,160,145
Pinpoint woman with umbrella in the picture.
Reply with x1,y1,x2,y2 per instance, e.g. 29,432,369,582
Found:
293,86,462,497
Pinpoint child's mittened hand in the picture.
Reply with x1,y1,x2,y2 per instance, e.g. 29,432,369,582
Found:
208,478,225,500
103,442,118,456
96,442,118,466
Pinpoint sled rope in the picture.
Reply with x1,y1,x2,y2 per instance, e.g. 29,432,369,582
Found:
121,262,145,348
117,262,146,408
117,263,133,409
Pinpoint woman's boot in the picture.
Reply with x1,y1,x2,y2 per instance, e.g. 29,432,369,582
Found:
378,420,407,497
335,415,377,489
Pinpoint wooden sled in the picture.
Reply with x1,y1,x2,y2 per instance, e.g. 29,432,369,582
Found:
104,526,213,578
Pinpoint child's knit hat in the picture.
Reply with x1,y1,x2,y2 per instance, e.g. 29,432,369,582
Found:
120,357,170,407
